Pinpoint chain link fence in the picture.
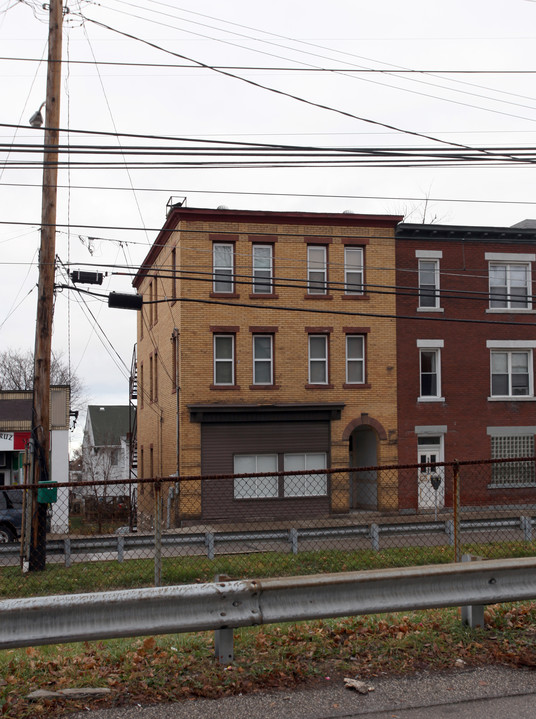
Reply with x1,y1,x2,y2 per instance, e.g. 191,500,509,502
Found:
1,456,535,598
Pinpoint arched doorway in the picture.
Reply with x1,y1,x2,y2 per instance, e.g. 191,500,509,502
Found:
343,415,387,512
349,426,378,510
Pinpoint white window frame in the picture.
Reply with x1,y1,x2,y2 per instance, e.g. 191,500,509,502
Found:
346,335,365,384
418,258,440,309
490,349,533,399
307,245,327,294
233,454,279,498
252,334,273,385
213,243,234,293
283,452,328,497
344,247,364,295
252,244,273,294
416,339,444,401
308,334,328,384
213,334,235,385
488,261,532,310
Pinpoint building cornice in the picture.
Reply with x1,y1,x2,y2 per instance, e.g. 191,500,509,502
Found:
396,222,536,243
133,207,402,288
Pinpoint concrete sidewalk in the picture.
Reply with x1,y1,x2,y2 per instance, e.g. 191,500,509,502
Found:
65,665,536,719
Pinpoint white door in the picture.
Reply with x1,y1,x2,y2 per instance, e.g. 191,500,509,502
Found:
418,441,445,512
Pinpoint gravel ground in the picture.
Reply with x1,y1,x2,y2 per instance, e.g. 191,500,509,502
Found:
64,665,536,719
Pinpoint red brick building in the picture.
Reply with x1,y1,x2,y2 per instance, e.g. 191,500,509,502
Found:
396,221,536,512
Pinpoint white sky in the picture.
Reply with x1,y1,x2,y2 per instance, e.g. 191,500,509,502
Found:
1,0,535,448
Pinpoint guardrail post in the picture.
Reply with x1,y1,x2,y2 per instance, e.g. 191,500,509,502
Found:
154,481,162,587
460,554,485,628
214,626,234,664
370,523,380,552
453,460,461,562
521,516,533,542
63,538,71,568
205,532,215,560
445,519,455,546
214,574,234,664
289,527,298,555
117,535,124,563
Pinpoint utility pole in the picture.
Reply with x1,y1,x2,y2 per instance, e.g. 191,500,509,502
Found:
29,0,63,572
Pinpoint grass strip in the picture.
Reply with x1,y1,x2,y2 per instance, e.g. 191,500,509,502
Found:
1,541,536,598
1,602,535,718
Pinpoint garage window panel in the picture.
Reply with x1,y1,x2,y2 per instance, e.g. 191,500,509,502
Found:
234,454,278,498
284,452,327,496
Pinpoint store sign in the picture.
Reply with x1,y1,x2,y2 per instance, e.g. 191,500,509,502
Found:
0,432,14,450
14,432,31,450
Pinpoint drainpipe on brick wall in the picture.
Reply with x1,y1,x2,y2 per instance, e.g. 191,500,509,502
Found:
159,409,164,477
172,329,180,526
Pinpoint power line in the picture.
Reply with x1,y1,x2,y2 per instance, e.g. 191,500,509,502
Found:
3,248,507,286
2,181,535,209
0,285,35,331
4,131,536,167
58,284,536,328
61,253,520,285
5,221,536,245
3,121,534,147
2,56,536,72
5,141,536,155
3,125,536,138
4,154,536,169
80,19,152,246
87,0,536,118
60,248,536,308
115,268,532,307
73,10,534,167
56,262,131,379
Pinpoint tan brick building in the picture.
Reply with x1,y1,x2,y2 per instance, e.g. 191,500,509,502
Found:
133,206,401,522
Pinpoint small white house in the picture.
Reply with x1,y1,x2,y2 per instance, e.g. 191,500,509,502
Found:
82,405,136,497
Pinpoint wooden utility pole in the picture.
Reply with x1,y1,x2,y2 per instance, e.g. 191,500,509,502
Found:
29,0,63,571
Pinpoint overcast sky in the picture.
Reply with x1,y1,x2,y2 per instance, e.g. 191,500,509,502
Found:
1,0,535,448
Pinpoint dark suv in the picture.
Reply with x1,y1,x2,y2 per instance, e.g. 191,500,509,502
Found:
0,489,23,543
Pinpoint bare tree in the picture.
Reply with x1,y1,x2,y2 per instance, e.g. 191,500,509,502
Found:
385,186,449,226
81,430,132,533
82,442,116,534
69,446,83,475
0,348,85,410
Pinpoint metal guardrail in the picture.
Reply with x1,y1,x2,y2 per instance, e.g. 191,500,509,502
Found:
1,557,536,651
0,514,533,565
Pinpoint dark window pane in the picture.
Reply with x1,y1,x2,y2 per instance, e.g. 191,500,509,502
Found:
491,374,508,395
421,374,437,396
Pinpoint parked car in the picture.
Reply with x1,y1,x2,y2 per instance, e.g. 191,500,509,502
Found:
0,489,23,543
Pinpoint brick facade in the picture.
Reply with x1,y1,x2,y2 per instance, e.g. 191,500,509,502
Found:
396,222,536,512
133,207,401,522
